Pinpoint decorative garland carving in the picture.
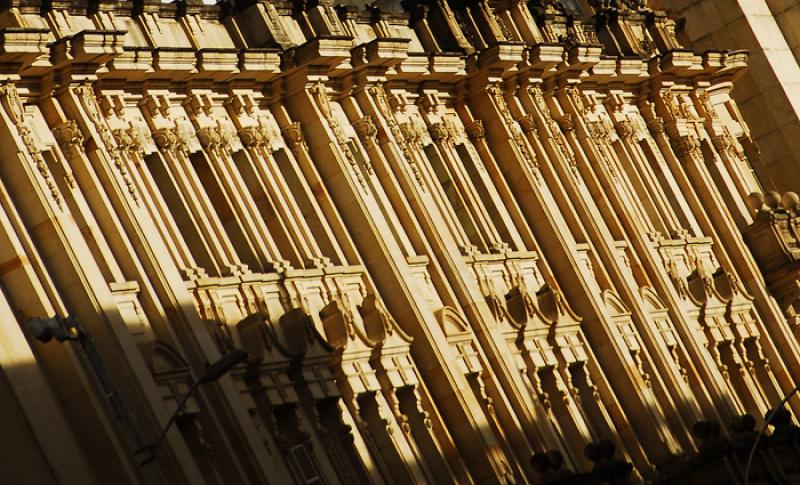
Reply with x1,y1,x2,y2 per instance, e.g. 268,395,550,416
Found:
487,84,540,179
310,83,369,189
369,84,425,188
76,86,139,205
0,84,63,208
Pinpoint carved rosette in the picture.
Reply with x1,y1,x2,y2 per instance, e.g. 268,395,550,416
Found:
0,84,63,208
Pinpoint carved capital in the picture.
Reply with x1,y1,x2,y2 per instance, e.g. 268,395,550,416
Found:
400,121,420,146
615,120,636,140
238,126,266,148
197,126,226,150
429,122,450,143
711,135,730,153
558,114,575,133
281,122,306,153
153,127,178,150
646,118,664,136
673,135,701,157
465,120,485,141
52,121,84,155
517,114,536,133
353,115,378,143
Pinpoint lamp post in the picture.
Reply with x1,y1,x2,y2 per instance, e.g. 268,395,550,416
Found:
24,316,248,484
139,347,248,461
25,316,169,485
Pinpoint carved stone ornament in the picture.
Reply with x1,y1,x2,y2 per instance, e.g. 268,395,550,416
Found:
197,126,225,150
153,127,179,150
353,115,378,143
0,84,62,208
0,84,24,125
238,126,267,149
465,120,485,141
428,122,450,143
673,135,702,158
558,114,575,133
52,120,84,156
646,118,665,136
113,128,135,150
615,120,636,140
515,114,535,134
281,122,307,153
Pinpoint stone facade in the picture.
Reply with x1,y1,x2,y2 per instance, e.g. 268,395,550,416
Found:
0,0,795,484
654,0,800,192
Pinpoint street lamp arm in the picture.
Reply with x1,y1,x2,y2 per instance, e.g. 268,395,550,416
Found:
142,380,202,463
140,348,248,463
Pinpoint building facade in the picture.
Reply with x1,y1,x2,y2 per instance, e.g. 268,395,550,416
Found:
655,0,800,192
0,0,795,484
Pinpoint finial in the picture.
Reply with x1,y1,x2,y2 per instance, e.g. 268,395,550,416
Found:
782,192,800,216
765,191,785,213
746,192,767,215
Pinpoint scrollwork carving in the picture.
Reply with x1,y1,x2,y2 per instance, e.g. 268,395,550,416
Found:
153,127,178,150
